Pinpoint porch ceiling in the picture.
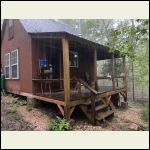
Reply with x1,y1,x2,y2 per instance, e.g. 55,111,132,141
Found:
30,32,121,60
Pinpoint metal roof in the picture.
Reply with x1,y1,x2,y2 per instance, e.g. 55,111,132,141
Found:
20,19,78,36
1,19,121,60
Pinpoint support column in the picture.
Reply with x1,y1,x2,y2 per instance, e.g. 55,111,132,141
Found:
59,44,63,89
112,53,115,90
62,38,70,120
93,48,98,91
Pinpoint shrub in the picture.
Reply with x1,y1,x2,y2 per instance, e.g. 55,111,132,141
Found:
7,94,18,105
18,99,27,106
101,119,109,128
7,107,16,114
48,116,70,131
141,103,149,122
1,90,6,96
10,98,18,104
7,94,12,98
26,107,32,112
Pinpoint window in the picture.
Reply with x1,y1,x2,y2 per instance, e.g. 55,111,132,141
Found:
5,53,10,79
11,49,19,79
8,19,14,40
69,51,78,67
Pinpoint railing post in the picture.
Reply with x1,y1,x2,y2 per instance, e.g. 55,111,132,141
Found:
91,93,96,125
93,48,98,91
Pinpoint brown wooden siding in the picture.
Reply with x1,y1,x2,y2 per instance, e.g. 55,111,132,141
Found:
1,19,33,93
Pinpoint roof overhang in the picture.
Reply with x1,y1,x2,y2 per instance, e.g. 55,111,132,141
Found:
30,32,121,60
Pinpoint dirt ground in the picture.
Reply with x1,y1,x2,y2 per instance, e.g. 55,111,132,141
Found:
1,96,33,131
1,95,149,131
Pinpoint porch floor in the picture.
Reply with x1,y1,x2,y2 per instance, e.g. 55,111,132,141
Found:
34,86,124,102
36,90,91,101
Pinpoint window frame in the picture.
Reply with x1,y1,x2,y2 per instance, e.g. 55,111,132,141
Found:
5,53,10,79
11,49,19,79
69,51,78,68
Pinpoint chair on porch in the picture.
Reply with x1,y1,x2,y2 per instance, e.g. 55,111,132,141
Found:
38,59,52,95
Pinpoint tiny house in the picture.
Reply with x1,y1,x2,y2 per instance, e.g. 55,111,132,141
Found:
1,19,128,125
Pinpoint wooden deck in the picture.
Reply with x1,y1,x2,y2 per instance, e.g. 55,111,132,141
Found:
31,86,126,106
6,85,127,124
36,90,90,101
34,90,92,107
7,85,126,107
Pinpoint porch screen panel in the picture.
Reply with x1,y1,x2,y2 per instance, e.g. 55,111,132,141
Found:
69,51,78,67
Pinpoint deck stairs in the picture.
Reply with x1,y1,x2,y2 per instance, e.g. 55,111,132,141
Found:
79,98,115,125
77,79,115,125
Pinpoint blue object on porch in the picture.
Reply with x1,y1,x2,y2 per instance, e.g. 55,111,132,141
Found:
39,59,48,67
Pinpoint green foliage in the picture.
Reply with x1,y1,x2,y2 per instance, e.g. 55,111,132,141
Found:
26,107,32,112
60,19,114,44
1,90,6,96
107,19,149,87
101,119,109,128
101,58,122,77
141,103,149,122
6,93,27,106
10,98,18,104
7,94,18,105
18,99,27,106
7,106,16,114
8,93,13,98
61,19,149,88
48,116,70,131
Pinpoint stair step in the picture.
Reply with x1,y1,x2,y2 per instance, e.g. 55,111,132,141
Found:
96,110,114,121
95,104,108,112
109,101,116,111
82,99,101,105
88,104,108,112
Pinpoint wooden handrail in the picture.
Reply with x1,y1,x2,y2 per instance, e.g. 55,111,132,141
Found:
97,76,125,80
32,78,64,81
76,78,97,125
77,79,98,94
32,78,77,82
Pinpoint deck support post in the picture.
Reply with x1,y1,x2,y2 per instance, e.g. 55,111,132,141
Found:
91,93,96,125
27,97,38,108
62,38,70,120
112,53,115,90
59,45,63,89
93,48,98,91
123,56,127,102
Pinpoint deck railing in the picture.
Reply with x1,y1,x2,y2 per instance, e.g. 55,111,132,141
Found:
74,78,99,125
75,78,127,125
32,78,64,95
97,75,126,90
